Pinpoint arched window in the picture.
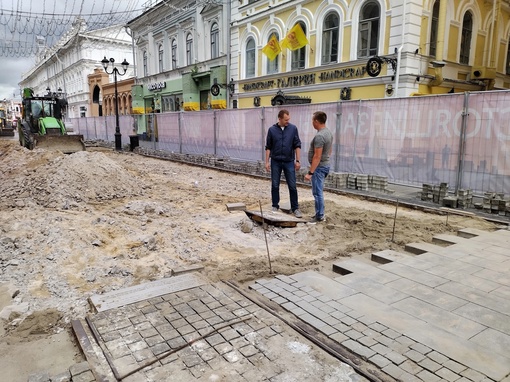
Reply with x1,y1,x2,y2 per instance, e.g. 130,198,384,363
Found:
186,33,193,66
158,44,164,72
322,12,339,64
143,51,148,76
246,37,256,78
506,39,510,75
171,39,177,69
291,22,306,70
266,32,279,74
460,12,473,64
211,23,219,59
358,1,380,58
429,1,440,57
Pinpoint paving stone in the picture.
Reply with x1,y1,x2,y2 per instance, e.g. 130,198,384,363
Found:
51,371,71,382
419,357,442,372
409,342,432,354
358,335,378,347
345,329,364,340
400,359,424,375
341,339,376,359
460,368,487,381
385,350,407,365
405,349,426,362
436,366,462,381
369,354,391,368
330,331,349,343
442,359,468,374
27,372,50,382
382,363,404,379
427,350,449,364
416,369,442,382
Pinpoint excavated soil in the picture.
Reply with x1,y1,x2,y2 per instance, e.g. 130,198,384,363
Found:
0,139,499,380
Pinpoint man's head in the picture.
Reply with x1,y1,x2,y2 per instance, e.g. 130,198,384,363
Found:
312,111,327,129
278,109,290,127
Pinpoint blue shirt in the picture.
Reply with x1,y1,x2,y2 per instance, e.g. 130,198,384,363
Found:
265,123,301,162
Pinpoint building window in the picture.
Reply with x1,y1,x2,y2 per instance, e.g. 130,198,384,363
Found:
158,44,164,72
291,22,306,70
246,37,256,78
460,12,472,65
143,50,148,76
162,94,182,112
506,40,510,75
266,32,279,74
171,39,177,69
211,22,219,59
429,1,440,57
358,1,380,58
186,33,193,66
322,12,339,65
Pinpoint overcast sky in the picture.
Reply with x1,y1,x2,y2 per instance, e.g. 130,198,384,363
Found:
0,0,146,100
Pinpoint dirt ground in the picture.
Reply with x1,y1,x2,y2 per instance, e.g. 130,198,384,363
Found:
0,139,500,381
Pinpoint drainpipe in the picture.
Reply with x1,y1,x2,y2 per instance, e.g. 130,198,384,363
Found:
429,0,447,87
226,0,232,108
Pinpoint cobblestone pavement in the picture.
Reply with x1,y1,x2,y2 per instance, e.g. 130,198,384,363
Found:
31,280,369,382
250,228,510,382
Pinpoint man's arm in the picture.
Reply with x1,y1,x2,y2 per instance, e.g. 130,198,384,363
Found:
304,146,323,181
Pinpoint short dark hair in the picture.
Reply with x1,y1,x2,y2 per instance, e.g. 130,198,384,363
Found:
313,111,327,124
278,109,289,119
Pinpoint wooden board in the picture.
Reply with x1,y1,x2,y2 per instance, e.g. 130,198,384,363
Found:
88,273,206,312
244,209,304,228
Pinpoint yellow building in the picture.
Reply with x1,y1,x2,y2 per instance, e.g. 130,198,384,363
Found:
232,0,510,108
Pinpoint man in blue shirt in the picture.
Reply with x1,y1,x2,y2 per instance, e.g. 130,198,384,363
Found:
265,109,302,218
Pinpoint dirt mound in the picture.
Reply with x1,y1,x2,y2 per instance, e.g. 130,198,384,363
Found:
0,145,147,208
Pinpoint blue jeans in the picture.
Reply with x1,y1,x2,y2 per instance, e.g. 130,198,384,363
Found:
311,165,330,218
271,160,298,211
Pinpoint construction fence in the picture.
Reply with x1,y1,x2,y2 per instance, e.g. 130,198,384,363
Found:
69,90,510,196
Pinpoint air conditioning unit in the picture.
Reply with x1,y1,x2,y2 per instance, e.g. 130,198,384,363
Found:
471,66,496,80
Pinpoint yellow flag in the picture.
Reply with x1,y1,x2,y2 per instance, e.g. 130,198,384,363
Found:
281,24,308,51
262,35,281,61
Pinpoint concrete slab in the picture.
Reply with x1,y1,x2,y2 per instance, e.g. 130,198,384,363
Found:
289,270,357,300
339,293,510,381
379,262,448,288
225,202,246,212
334,275,409,305
390,297,486,339
470,327,510,358
332,259,401,284
370,249,414,265
404,242,444,255
456,227,488,238
431,234,470,246
386,278,467,311
454,302,510,335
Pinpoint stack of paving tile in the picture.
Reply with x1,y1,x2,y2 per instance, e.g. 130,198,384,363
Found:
355,174,369,191
347,173,357,190
368,175,388,191
421,183,434,201
456,189,473,209
331,172,348,189
433,183,448,204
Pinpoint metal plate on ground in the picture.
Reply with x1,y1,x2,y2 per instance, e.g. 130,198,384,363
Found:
88,273,206,312
244,209,304,227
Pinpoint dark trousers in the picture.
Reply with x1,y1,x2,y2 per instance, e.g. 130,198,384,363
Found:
270,160,298,211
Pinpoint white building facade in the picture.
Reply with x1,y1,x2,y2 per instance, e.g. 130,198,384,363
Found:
19,19,134,119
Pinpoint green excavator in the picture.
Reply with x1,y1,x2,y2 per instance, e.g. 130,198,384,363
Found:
17,87,85,153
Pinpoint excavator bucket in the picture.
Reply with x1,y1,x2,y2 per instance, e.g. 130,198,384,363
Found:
34,134,86,154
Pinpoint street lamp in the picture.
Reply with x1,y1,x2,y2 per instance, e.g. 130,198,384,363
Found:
101,56,129,151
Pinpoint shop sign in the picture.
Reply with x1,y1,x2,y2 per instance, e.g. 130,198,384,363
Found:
242,65,366,92
148,82,166,91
